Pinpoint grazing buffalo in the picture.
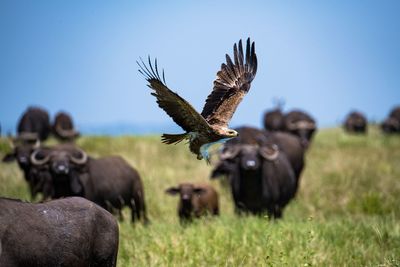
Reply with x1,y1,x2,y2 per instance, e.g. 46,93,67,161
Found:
2,140,47,199
52,111,79,141
30,145,149,223
0,197,118,267
214,143,296,218
343,111,368,133
283,110,317,148
166,183,219,223
17,106,51,141
212,127,305,182
381,106,400,134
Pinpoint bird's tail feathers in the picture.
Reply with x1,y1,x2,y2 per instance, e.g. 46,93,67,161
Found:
161,133,189,145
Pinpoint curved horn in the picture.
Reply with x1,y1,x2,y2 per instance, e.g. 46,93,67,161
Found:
295,121,316,130
18,132,39,141
259,144,279,161
69,148,88,165
286,120,297,130
219,145,241,161
30,149,50,166
33,139,41,149
55,124,78,138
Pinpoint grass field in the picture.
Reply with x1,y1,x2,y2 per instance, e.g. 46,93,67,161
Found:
1,127,399,266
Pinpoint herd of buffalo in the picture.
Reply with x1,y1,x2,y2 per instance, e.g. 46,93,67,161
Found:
0,105,399,266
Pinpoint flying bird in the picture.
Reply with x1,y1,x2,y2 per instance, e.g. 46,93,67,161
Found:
138,38,257,162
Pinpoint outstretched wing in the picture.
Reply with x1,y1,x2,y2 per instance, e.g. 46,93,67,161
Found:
201,38,257,128
137,57,210,133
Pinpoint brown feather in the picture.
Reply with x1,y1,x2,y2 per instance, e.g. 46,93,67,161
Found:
201,38,258,127
137,58,210,133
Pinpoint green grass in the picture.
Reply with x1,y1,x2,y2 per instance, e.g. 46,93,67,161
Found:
1,127,400,266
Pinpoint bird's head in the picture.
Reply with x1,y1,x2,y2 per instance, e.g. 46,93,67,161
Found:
222,128,239,138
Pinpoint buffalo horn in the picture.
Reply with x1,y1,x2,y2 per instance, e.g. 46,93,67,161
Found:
30,149,50,165
260,144,279,161
220,145,241,160
286,120,297,130
56,124,78,138
70,148,88,165
17,132,39,141
33,139,41,149
296,121,315,130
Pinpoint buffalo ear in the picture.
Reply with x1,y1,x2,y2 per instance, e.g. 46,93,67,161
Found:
70,172,84,195
2,153,16,162
193,187,207,195
165,187,180,195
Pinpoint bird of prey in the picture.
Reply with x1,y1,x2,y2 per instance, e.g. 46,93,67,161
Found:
138,38,257,162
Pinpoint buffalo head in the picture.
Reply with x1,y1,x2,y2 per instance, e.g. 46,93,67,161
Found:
219,144,279,171
30,145,88,196
166,183,206,206
285,120,316,147
2,138,40,170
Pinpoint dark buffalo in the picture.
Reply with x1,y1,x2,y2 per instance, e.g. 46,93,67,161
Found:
381,106,400,134
52,111,79,141
381,117,400,134
30,145,149,223
166,183,219,223
263,108,285,132
343,111,368,133
214,143,296,218
389,106,400,121
224,126,267,146
1,140,48,199
267,131,305,182
283,110,317,147
0,197,118,267
17,106,51,141
212,127,305,182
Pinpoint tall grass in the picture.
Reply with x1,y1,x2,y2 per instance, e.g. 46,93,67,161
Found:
0,127,399,266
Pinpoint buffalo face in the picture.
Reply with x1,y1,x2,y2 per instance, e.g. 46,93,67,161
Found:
166,183,215,223
166,184,206,207
30,145,88,196
286,120,316,147
2,140,40,171
219,144,279,170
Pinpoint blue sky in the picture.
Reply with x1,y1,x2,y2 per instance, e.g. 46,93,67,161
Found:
1,1,399,134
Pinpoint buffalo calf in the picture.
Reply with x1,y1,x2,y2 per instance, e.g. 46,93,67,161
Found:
0,197,119,267
166,183,219,223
